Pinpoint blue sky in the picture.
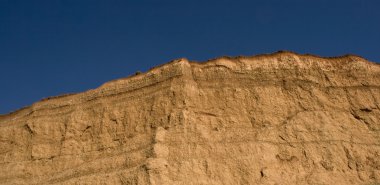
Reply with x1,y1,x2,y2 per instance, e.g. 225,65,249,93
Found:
0,0,379,114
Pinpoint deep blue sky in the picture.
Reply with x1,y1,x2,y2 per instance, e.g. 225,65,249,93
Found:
0,0,379,114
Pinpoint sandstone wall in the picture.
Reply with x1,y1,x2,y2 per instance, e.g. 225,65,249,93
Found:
1,52,379,185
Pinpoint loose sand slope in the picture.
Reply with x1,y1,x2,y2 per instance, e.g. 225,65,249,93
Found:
1,52,380,185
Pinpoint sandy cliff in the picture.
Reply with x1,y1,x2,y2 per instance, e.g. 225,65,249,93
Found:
0,51,380,185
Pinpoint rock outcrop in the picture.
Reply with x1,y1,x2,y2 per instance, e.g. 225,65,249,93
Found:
1,51,380,185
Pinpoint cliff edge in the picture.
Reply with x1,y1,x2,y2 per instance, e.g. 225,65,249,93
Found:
1,51,380,185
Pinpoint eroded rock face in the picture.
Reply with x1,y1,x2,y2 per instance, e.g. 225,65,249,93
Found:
1,52,380,185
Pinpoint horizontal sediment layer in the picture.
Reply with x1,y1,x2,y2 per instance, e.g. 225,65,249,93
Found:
1,51,378,123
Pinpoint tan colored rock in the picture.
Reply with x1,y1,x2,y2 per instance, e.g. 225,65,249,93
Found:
0,51,380,185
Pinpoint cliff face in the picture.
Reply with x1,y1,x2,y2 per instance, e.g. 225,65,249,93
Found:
1,52,380,185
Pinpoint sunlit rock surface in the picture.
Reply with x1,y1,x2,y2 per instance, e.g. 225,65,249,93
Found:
1,51,380,185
